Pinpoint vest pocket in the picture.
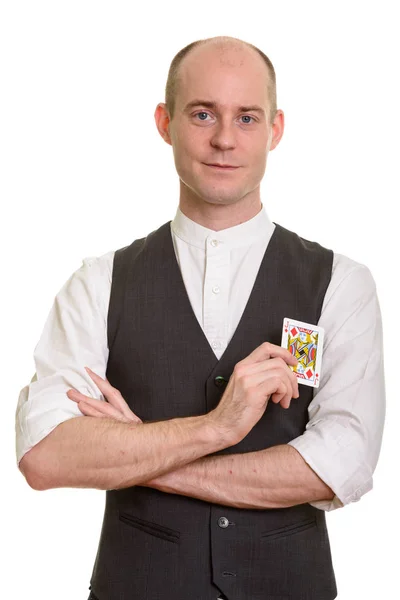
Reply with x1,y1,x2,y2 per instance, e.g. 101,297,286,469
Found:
260,516,316,542
118,511,180,544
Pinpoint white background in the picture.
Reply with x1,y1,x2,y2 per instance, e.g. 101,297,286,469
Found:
1,1,398,598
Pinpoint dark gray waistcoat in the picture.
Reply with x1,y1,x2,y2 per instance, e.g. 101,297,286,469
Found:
89,220,337,600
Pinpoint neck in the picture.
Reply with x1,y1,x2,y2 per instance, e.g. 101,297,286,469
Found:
178,183,263,231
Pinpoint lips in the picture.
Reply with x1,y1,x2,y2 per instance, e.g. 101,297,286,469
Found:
205,163,239,170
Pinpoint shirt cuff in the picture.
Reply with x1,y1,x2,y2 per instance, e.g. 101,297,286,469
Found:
15,387,87,467
287,420,373,511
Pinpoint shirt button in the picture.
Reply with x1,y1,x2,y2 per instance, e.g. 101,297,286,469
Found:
210,239,219,247
212,286,220,294
212,341,221,349
218,517,229,528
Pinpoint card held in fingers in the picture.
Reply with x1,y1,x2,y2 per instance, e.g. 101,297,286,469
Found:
281,317,324,388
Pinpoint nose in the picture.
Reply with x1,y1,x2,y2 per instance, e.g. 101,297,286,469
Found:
210,119,237,151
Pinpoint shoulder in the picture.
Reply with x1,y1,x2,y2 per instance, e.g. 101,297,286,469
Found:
276,223,333,257
60,250,116,318
113,224,167,263
320,251,379,339
277,221,377,298
328,252,377,301
78,249,115,286
73,231,154,294
274,225,334,292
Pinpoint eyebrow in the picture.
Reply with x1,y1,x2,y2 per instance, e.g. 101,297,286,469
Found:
184,100,265,115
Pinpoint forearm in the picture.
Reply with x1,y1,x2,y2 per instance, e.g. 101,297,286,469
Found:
146,444,335,509
20,415,226,491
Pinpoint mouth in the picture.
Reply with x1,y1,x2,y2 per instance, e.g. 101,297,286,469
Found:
204,163,240,171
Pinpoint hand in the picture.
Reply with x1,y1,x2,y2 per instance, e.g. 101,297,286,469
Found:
208,341,299,446
67,367,143,424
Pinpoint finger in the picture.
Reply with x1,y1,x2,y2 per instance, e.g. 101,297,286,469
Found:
68,389,131,422
80,401,142,425
247,356,299,384
250,370,289,401
84,367,139,421
275,382,292,409
67,389,94,403
245,367,295,409
84,367,117,400
291,370,300,399
267,359,299,399
278,364,298,400
270,381,289,405
78,400,107,418
239,341,298,368
279,396,291,409
275,367,298,408
240,358,299,398
85,397,133,422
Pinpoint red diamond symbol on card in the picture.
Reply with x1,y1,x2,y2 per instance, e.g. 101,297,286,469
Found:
290,327,298,337
306,369,313,379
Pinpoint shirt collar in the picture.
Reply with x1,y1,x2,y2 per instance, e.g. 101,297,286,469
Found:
171,203,275,251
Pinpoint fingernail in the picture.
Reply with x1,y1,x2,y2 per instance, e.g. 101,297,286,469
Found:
85,366,92,373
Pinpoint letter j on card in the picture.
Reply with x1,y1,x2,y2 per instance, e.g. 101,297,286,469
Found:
281,317,324,388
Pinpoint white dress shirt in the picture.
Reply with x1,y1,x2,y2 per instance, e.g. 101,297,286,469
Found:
15,204,385,512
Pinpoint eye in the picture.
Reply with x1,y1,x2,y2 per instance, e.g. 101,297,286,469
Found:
195,111,210,121
240,115,255,124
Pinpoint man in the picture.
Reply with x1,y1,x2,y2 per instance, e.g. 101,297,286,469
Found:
16,36,385,600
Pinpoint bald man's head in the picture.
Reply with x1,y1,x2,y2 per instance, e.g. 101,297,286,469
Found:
165,36,277,125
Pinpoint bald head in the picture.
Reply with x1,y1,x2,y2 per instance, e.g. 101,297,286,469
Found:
165,36,277,124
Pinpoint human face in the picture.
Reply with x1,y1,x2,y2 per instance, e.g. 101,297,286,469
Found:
156,44,283,209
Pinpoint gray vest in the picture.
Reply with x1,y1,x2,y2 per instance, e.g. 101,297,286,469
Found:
88,220,338,600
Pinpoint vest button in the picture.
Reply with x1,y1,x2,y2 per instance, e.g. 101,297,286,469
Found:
218,516,229,528
214,376,227,388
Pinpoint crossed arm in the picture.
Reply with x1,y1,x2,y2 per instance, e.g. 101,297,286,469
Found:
141,444,335,509
66,368,335,509
18,262,383,510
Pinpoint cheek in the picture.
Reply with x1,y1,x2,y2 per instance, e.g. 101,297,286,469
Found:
252,142,268,168
171,135,203,180
175,142,206,180
184,136,204,160
176,125,207,154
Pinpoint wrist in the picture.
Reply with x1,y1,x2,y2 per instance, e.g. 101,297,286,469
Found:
203,410,235,450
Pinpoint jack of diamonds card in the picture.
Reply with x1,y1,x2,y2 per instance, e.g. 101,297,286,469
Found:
281,317,325,388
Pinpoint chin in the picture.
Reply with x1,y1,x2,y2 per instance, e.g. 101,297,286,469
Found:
180,174,249,206
193,192,237,206
191,183,243,205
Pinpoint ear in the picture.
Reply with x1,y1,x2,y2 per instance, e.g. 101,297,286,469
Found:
154,103,172,146
269,109,284,151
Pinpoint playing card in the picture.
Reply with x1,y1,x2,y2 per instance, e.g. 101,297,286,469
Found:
281,317,324,388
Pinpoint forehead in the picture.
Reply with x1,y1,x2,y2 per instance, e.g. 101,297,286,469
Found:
176,43,270,110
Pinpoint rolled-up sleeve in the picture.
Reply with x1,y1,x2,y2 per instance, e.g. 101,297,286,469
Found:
287,255,386,511
15,252,113,467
